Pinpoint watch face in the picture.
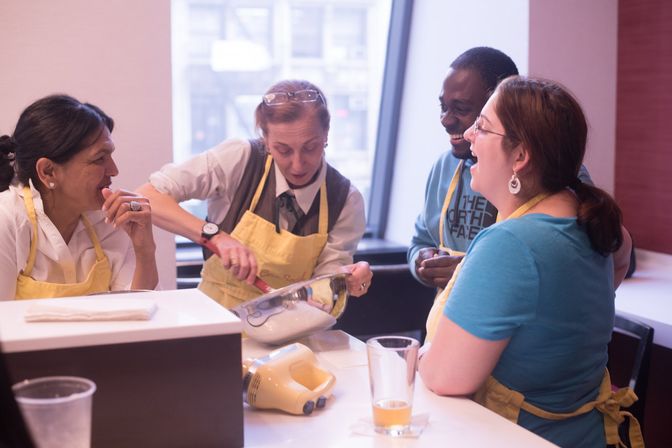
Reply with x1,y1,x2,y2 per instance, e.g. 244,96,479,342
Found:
202,222,219,237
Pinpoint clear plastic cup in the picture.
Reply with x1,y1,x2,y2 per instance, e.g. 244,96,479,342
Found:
12,376,96,448
366,336,419,436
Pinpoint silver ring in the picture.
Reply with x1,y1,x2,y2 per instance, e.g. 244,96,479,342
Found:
129,201,142,212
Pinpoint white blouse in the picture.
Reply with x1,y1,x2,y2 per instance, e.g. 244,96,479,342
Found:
148,138,366,276
0,181,136,300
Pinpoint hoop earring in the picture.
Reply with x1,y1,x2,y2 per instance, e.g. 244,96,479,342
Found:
508,173,521,195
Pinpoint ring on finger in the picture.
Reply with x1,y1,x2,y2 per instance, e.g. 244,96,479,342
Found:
129,201,142,212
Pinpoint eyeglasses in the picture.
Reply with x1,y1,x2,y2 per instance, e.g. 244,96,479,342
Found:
262,89,323,106
471,117,507,138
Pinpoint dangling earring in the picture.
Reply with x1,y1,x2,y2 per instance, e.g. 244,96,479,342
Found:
508,173,521,195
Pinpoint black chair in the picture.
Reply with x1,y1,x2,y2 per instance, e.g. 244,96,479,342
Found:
333,264,436,342
607,313,654,434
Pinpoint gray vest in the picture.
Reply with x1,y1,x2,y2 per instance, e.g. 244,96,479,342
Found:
203,139,351,260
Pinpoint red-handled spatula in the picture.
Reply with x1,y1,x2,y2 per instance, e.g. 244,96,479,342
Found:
200,238,274,294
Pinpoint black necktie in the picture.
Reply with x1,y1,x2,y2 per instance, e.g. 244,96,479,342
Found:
277,192,304,233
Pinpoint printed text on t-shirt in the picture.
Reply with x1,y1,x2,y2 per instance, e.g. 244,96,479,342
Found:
447,195,497,240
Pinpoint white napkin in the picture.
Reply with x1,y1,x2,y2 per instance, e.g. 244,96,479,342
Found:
24,299,158,322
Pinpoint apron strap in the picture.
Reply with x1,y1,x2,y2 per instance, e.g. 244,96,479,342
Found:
317,183,328,235
249,155,274,212
439,160,464,251
473,375,527,423
496,192,549,222
477,371,645,448
424,258,466,343
80,215,107,262
439,245,465,257
21,186,39,276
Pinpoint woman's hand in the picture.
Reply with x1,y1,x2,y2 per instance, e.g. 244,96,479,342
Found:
209,232,258,284
101,188,155,254
102,188,158,290
341,261,373,297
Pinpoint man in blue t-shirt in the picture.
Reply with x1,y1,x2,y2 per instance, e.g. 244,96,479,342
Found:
408,47,520,288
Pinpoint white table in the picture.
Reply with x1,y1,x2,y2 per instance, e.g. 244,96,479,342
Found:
242,331,556,447
0,289,245,447
615,249,672,348
0,289,241,352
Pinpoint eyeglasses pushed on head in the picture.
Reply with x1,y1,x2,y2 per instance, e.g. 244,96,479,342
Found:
263,89,322,106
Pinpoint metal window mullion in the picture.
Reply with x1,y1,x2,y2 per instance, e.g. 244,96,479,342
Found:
366,0,414,238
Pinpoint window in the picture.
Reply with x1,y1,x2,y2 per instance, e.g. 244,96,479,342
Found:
171,0,411,239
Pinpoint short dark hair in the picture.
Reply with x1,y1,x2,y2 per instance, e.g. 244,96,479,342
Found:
450,47,519,94
0,94,114,191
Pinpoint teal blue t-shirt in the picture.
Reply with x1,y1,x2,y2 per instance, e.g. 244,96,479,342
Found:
444,214,615,447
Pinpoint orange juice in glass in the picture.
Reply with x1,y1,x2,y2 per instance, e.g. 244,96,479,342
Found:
366,336,419,436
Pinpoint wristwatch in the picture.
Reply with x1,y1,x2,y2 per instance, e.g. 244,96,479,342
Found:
201,222,220,241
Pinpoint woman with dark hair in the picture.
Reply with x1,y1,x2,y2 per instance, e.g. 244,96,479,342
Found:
138,79,372,308
0,95,157,300
419,77,640,447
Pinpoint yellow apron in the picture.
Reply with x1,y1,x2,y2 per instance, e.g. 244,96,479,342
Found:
199,156,329,308
15,186,112,299
421,161,468,338
474,371,644,448
425,193,549,343
438,159,467,258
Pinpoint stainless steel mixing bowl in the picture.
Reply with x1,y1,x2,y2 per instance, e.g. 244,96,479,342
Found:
233,272,349,345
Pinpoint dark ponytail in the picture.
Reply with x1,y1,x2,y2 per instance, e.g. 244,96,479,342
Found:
0,135,17,191
573,181,623,255
496,76,623,255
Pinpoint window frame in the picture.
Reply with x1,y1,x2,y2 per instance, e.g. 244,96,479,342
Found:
365,0,414,239
174,0,414,253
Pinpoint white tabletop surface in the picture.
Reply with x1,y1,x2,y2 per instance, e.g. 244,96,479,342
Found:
615,250,672,348
242,331,556,447
0,288,241,353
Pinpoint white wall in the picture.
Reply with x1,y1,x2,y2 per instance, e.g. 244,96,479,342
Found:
385,0,530,245
0,0,176,289
529,0,618,194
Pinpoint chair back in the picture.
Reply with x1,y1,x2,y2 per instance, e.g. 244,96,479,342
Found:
608,313,654,430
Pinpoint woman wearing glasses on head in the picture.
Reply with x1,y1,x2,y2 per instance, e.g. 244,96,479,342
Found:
138,79,372,308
